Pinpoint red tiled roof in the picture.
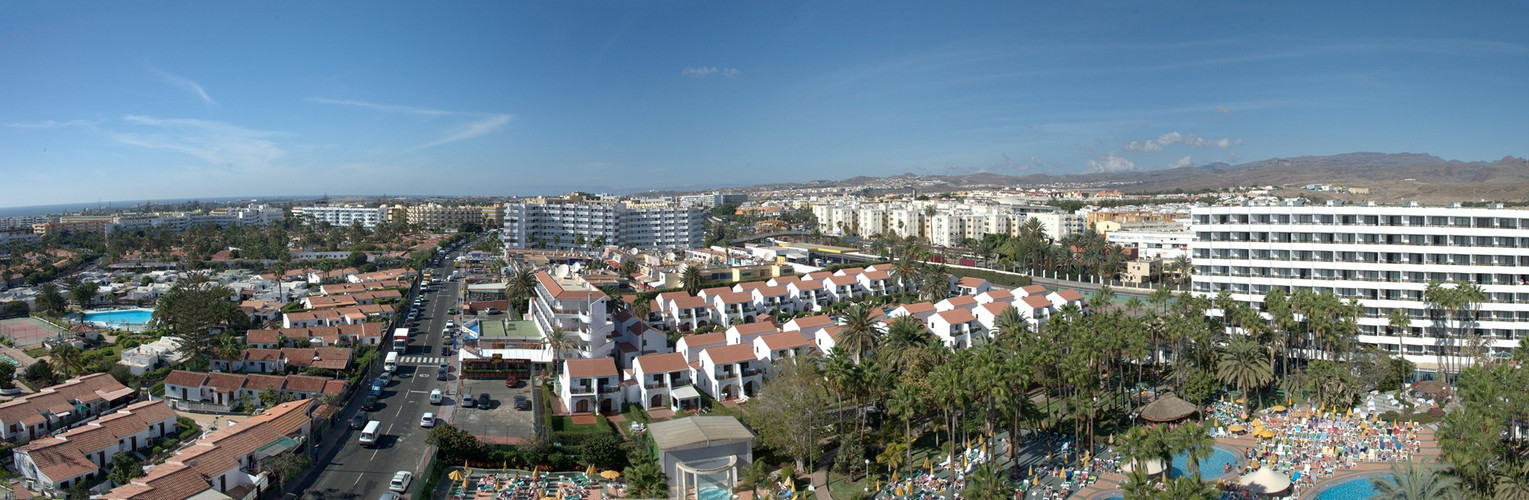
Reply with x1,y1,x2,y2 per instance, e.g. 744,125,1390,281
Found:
1020,284,1048,296
788,315,832,329
716,291,752,304
163,370,208,388
1022,295,1053,308
245,330,280,344
944,295,977,307
754,285,789,297
958,276,989,287
703,344,756,365
565,358,618,378
634,353,689,374
936,309,977,323
672,296,708,309
1056,289,1085,302
242,374,286,392
730,322,777,336
680,332,728,349
899,302,936,315
759,331,812,350
982,289,1014,300
828,275,858,286
981,302,1011,316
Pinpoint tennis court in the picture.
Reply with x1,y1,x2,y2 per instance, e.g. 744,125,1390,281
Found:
0,317,67,347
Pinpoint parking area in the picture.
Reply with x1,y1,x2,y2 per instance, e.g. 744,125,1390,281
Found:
449,377,538,443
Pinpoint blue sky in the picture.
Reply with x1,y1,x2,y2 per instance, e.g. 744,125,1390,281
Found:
2,1,1526,208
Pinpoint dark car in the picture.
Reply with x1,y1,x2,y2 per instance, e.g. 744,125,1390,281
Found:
363,395,379,411
461,395,476,408
513,395,530,411
477,393,491,409
350,413,367,429
436,365,448,381
440,345,450,356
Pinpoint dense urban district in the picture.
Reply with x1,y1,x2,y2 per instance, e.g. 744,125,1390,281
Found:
0,181,1524,500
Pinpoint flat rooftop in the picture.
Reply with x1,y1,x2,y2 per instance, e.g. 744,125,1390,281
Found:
478,319,540,340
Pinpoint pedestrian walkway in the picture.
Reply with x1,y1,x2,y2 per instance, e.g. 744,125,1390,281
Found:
401,355,446,365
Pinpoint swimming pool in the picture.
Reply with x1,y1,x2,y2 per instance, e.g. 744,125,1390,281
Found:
1170,447,1239,479
81,308,155,330
697,487,730,500
1315,475,1390,500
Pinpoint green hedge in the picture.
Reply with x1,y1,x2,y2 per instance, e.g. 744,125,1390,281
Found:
946,267,1031,288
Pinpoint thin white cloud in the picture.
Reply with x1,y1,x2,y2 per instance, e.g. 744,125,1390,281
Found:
310,97,512,152
722,68,741,78
1169,156,1194,169
151,68,216,105
1087,152,1135,173
1123,131,1239,154
682,66,718,78
4,119,98,129
405,114,512,152
1216,104,1231,114
308,97,459,117
110,115,286,167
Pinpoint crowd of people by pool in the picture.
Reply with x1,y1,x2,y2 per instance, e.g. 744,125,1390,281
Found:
1240,405,1424,496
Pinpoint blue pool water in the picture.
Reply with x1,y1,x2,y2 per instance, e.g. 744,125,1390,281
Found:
82,309,154,329
1170,447,1239,479
1315,475,1390,500
697,487,730,500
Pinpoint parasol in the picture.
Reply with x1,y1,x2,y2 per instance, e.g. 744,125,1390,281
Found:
1238,467,1292,495
601,470,621,479
1270,405,1286,412
1228,424,1246,433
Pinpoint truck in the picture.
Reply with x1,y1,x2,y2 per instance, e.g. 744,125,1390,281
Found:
384,351,399,373
392,328,409,353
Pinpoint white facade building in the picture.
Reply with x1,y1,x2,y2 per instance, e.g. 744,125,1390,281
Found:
1108,230,1192,260
1190,203,1529,374
502,195,707,250
292,205,388,228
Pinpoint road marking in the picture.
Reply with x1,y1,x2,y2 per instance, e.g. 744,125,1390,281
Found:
353,473,364,486
409,390,431,394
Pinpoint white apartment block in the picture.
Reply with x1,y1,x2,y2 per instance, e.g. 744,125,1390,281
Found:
530,271,615,359
813,200,1077,246
502,195,706,250
292,205,388,228
1191,203,1529,374
1108,230,1192,260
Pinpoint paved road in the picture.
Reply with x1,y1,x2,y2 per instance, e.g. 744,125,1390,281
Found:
301,255,464,500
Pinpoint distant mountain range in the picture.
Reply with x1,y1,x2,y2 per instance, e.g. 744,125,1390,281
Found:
741,153,1529,203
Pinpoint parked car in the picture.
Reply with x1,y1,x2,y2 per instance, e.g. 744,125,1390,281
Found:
350,413,367,429
513,395,530,411
440,345,451,356
420,412,435,428
430,389,443,405
389,471,413,492
363,395,379,411
504,376,518,388
462,395,476,408
478,393,491,409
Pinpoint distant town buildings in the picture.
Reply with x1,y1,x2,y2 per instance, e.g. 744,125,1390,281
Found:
291,205,389,228
810,199,1082,246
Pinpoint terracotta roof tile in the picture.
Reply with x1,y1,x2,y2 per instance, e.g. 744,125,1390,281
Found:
936,309,977,323
634,353,689,374
565,358,618,378
703,344,756,365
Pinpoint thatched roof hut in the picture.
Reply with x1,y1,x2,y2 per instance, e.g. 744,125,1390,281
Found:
1139,394,1197,422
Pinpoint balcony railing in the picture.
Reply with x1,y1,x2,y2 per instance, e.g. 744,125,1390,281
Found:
743,368,764,377
644,383,665,390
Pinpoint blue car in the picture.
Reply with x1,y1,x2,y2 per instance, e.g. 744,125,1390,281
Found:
370,379,385,396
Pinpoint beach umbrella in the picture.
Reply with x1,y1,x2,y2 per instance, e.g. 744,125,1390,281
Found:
601,470,621,480
1228,424,1246,433
1238,467,1292,495
450,470,466,481
924,457,932,471
1270,405,1286,412
586,464,596,476
1121,459,1166,476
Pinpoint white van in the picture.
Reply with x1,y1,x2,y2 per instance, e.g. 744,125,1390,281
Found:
359,420,382,447
429,388,443,405
383,352,399,373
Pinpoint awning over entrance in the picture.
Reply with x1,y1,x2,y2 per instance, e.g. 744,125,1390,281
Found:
671,385,702,401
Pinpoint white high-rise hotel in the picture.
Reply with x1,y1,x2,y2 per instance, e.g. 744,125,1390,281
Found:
502,193,707,250
1191,202,1529,374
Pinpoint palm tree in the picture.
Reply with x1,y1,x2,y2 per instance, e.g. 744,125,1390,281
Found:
962,462,1011,499
881,315,932,370
543,326,577,379
681,266,703,296
1172,422,1214,480
837,303,881,363
1372,460,1462,500
507,267,538,317
1091,285,1116,312
1388,307,1414,368
1216,336,1273,408
919,268,950,301
1158,476,1219,500
886,382,921,466
50,344,81,377
991,307,1027,346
